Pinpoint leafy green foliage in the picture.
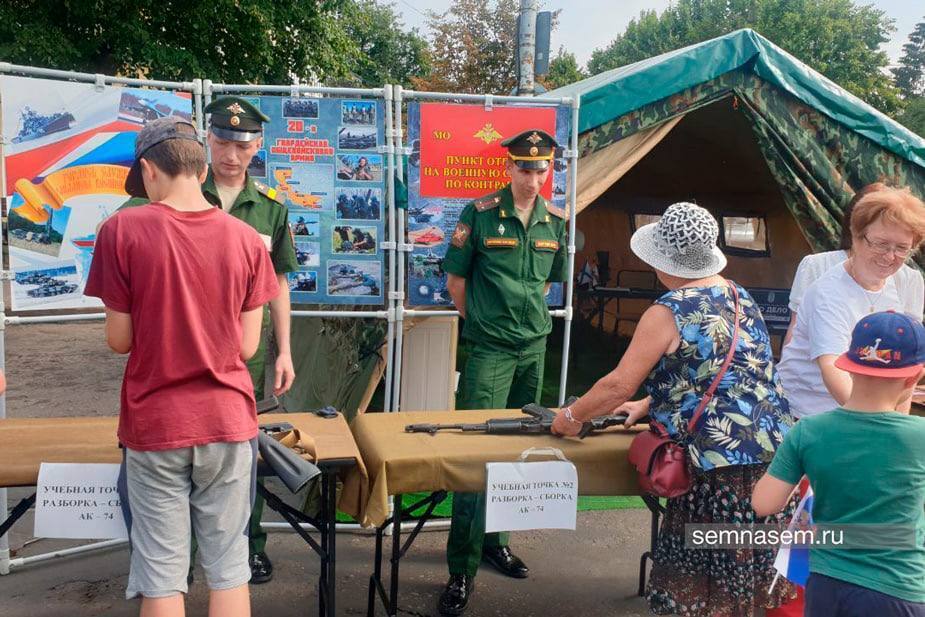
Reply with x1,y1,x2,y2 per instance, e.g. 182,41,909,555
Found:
587,0,902,115
414,0,520,94
542,48,586,90
892,18,925,98
335,0,431,88
898,97,925,137
0,0,428,87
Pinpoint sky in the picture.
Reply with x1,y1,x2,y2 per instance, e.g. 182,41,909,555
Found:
394,0,922,70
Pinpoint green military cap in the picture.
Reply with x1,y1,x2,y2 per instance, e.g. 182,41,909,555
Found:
501,129,559,170
204,96,269,142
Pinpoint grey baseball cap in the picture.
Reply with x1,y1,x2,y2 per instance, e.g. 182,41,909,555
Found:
124,116,202,198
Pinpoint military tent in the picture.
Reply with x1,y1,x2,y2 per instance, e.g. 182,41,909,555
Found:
548,28,925,342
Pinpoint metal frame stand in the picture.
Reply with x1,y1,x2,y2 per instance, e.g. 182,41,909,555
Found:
390,89,580,410
0,71,397,572
638,494,664,597
256,459,354,617
0,66,586,592
0,493,34,541
367,491,448,617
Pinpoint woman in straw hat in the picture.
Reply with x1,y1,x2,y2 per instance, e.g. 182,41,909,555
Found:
553,202,796,616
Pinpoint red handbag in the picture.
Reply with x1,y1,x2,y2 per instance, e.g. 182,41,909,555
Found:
628,283,740,498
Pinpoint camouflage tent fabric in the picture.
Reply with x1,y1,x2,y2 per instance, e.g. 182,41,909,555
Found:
551,29,925,267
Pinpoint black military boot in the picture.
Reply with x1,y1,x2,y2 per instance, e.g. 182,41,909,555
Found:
249,551,273,584
437,574,474,616
482,546,529,578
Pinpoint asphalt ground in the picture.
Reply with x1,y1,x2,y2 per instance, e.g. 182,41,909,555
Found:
2,496,652,617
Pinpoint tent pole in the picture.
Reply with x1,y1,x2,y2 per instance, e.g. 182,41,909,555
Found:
558,96,580,406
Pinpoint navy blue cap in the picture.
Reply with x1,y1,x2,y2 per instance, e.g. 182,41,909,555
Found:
835,311,925,378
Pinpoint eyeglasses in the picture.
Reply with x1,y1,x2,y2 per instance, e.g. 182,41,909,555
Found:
862,234,914,258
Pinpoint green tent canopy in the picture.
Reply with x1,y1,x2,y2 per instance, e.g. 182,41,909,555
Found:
553,28,925,167
549,29,925,258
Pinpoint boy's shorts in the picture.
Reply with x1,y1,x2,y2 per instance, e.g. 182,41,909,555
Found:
117,439,257,599
806,573,925,617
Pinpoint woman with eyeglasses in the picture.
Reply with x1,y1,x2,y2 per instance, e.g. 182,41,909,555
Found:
778,186,925,418
783,183,923,346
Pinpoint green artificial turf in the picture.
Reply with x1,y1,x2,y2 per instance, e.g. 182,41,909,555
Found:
335,493,645,523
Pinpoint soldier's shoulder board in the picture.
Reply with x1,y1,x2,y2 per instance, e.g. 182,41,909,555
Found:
254,180,286,205
473,193,501,212
547,204,567,219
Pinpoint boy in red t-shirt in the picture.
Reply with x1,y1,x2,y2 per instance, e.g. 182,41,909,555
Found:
85,116,279,617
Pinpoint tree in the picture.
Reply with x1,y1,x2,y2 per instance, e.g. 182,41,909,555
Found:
336,1,431,88
0,0,425,87
893,18,925,98
542,48,586,90
898,97,925,138
414,0,519,94
588,0,902,115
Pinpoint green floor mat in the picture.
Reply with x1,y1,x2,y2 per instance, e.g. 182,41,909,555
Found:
335,493,645,523
577,495,646,510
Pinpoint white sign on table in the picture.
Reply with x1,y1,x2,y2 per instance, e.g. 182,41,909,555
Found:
34,463,128,539
485,448,578,533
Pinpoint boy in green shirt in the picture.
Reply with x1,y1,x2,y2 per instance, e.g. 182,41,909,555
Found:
753,310,925,615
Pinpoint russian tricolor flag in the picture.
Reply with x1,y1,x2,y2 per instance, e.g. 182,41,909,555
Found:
772,485,814,588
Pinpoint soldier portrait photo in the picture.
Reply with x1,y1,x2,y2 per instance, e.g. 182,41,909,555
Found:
337,154,382,182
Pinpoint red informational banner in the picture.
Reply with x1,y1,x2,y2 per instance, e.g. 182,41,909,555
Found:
419,103,557,199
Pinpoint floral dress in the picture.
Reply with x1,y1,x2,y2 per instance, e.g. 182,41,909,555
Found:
646,283,793,469
643,283,798,616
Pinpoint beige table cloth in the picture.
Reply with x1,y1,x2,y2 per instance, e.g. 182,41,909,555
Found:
343,409,645,527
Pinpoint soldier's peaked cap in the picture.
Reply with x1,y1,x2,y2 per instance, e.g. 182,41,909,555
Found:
501,129,558,170
205,96,269,142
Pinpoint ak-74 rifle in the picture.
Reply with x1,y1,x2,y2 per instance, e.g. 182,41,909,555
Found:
404,399,629,440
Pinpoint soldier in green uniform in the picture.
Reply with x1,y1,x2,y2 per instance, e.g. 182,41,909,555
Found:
438,129,568,616
118,97,298,584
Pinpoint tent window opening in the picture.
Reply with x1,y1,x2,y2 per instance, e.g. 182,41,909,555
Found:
630,213,662,231
721,215,770,257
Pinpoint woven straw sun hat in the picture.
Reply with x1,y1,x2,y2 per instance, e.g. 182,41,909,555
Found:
629,202,727,279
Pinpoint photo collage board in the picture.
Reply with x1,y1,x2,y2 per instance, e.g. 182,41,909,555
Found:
248,96,386,305
405,102,570,307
